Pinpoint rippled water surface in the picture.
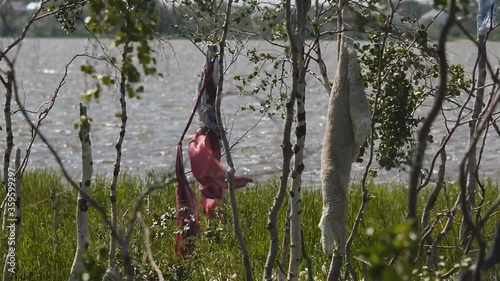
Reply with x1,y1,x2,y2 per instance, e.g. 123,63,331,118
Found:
1,38,499,185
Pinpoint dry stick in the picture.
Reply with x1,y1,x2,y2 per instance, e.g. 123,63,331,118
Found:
69,104,94,281
104,42,130,281
278,203,291,281
50,185,59,251
1,70,14,231
215,1,252,280
461,33,487,247
407,0,457,229
2,148,21,281
286,0,309,279
263,63,296,281
138,213,164,281
300,228,313,281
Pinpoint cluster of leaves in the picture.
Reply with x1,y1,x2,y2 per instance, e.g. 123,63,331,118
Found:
234,47,291,118
49,0,88,33
361,223,420,280
74,0,159,101
356,23,470,170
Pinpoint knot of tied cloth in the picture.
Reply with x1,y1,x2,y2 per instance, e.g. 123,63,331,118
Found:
174,47,253,257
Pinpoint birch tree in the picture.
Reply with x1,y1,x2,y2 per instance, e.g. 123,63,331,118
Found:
69,104,94,281
284,0,310,279
77,0,158,278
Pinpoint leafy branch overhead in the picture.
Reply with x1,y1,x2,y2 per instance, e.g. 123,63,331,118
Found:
57,0,160,102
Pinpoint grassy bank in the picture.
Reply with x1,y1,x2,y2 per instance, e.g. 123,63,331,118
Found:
0,169,499,280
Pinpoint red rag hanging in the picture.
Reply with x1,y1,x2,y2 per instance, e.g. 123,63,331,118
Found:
173,55,214,257
175,144,200,257
188,129,253,216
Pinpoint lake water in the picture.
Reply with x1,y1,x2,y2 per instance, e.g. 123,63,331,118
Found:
1,38,499,186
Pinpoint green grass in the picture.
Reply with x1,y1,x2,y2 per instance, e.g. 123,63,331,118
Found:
1,169,499,280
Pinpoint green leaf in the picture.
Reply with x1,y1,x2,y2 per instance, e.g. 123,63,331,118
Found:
80,65,95,75
101,75,114,86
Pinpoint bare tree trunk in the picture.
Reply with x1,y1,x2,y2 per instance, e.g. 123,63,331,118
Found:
2,71,14,231
460,34,486,246
285,0,309,279
104,44,130,281
327,251,343,281
69,104,93,281
263,68,295,281
215,2,253,280
2,148,21,281
278,204,291,281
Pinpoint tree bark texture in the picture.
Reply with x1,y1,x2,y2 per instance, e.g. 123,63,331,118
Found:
105,44,129,281
69,104,93,281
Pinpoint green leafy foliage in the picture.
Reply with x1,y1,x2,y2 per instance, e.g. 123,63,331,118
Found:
65,0,160,102
361,223,420,280
355,23,470,170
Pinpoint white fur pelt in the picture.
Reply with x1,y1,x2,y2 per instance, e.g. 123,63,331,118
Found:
347,44,372,160
319,40,371,255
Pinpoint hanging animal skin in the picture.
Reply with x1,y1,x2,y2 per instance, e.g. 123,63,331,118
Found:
319,40,371,255
188,128,253,200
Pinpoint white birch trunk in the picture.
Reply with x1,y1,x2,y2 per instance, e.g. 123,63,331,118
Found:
104,45,129,281
2,148,21,281
69,103,93,281
286,1,309,279
287,59,306,281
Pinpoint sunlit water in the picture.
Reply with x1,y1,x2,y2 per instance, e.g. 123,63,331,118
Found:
1,38,499,186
